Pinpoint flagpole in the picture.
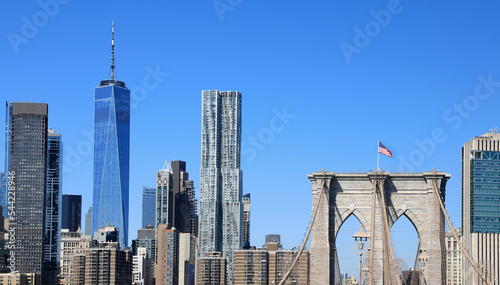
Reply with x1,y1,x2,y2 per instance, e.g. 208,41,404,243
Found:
377,141,380,171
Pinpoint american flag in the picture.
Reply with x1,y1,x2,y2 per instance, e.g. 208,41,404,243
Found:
378,142,393,158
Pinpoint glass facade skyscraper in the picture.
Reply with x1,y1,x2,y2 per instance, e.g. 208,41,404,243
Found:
92,23,130,247
1,102,13,219
462,132,500,284
198,90,243,283
469,150,500,233
142,187,156,229
0,172,7,218
44,129,62,285
92,79,130,247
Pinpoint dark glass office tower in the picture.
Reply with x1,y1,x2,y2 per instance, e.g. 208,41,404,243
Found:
92,22,130,247
61,194,82,232
142,187,156,229
44,128,62,284
7,102,48,277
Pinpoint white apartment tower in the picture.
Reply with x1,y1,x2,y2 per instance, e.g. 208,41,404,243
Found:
198,90,243,284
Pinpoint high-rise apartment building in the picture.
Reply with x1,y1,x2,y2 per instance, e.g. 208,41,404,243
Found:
72,244,132,284
446,228,462,285
196,251,227,285
61,194,82,232
85,206,92,235
133,247,150,285
92,23,131,247
156,223,180,285
242,193,250,245
462,131,500,285
234,237,310,285
186,179,198,237
179,232,196,285
132,226,156,285
44,128,62,284
59,228,96,284
7,102,48,277
156,160,197,235
199,90,243,283
142,186,156,229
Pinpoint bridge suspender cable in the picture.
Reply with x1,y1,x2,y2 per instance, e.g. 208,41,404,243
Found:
368,179,377,284
377,176,403,285
278,169,327,285
430,170,492,285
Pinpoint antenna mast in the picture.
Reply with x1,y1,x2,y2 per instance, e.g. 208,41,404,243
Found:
110,21,116,80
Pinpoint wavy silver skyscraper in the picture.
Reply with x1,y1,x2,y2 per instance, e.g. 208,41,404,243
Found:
198,90,243,284
92,22,130,247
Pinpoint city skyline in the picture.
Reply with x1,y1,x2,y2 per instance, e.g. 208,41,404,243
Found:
3,1,500,278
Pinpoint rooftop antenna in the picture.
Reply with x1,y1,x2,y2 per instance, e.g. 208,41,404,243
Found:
109,21,116,80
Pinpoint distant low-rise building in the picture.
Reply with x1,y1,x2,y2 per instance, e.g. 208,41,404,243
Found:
0,272,39,285
344,275,358,285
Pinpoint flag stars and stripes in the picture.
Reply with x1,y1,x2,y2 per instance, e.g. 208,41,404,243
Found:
378,142,393,158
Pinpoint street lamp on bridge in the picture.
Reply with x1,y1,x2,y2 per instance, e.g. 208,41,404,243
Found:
353,225,369,285
418,251,428,285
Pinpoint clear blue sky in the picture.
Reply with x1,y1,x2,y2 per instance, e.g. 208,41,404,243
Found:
2,0,500,280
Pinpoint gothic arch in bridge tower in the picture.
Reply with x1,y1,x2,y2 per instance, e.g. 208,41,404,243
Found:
308,171,450,285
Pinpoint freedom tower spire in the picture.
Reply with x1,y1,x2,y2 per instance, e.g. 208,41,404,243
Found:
92,22,130,247
110,21,115,80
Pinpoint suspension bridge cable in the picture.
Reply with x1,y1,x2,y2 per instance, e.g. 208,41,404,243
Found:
278,169,327,285
430,170,492,285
